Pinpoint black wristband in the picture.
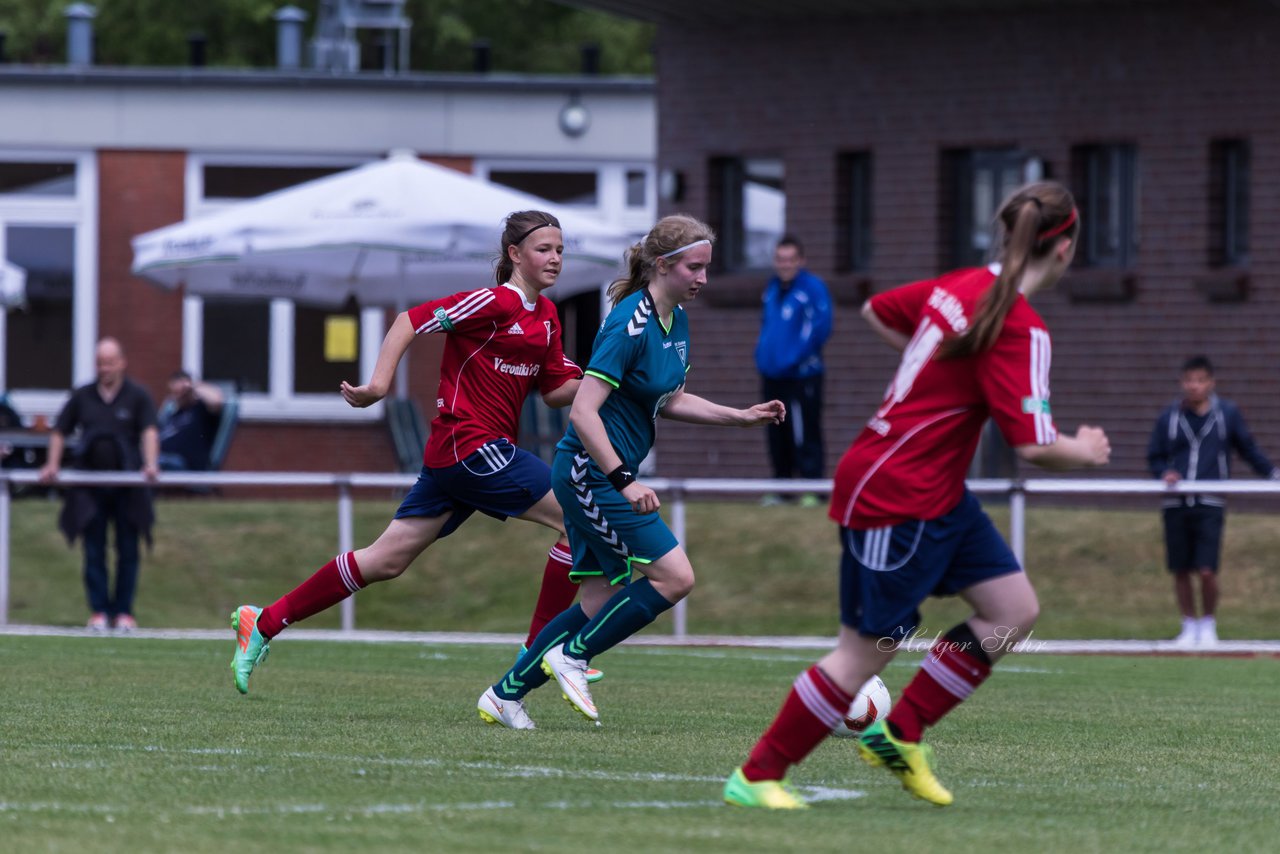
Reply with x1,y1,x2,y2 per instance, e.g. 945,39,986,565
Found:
606,465,636,491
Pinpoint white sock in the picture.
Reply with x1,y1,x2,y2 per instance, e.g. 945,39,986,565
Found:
1199,615,1217,630
1182,616,1198,631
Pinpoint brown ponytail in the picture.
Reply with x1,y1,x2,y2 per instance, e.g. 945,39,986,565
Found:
939,181,1078,359
495,210,561,286
606,214,716,307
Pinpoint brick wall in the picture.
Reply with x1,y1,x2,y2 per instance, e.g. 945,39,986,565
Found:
649,1,1280,482
98,150,186,399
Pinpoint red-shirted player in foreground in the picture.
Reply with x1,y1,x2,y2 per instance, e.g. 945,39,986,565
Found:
229,210,600,694
725,181,1111,809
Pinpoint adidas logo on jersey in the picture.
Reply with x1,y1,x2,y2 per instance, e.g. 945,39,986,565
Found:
507,322,524,335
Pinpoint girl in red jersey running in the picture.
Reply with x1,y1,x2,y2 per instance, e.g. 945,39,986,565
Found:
725,181,1111,809
229,210,599,694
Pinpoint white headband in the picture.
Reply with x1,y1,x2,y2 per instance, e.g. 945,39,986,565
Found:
659,239,711,259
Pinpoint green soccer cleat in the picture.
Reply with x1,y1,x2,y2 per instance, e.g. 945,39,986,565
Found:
723,768,809,809
230,605,270,695
857,720,954,806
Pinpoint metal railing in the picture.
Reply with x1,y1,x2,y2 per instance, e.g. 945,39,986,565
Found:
3,469,1277,634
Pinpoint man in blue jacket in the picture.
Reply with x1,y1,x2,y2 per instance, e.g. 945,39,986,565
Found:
1147,355,1279,647
754,235,832,507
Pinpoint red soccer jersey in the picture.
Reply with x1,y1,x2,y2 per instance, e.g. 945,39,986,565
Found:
406,283,581,469
830,266,1057,528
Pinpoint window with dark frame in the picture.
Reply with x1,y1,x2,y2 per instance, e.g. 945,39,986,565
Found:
836,152,873,273
202,165,348,199
488,170,598,206
202,301,270,393
0,162,77,197
1070,144,1138,268
1210,139,1249,268
294,302,363,395
5,225,75,390
942,148,1031,270
708,156,785,272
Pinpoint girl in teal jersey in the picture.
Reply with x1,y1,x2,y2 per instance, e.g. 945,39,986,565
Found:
479,214,786,729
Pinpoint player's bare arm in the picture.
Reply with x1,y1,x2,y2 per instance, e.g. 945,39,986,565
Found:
341,312,415,407
570,375,660,514
541,377,580,409
659,390,785,427
1016,425,1111,471
861,300,910,351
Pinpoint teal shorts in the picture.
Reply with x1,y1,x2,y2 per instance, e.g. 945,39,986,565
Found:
551,448,679,585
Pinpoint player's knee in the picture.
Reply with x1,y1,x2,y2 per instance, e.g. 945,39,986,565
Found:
359,552,408,582
663,567,695,601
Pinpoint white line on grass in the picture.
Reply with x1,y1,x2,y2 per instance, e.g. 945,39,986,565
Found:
5,623,1278,654
39,741,871,804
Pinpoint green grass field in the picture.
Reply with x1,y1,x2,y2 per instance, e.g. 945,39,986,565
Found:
8,497,1280,639
3,635,1277,853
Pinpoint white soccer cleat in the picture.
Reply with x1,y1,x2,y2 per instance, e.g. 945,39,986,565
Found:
541,644,599,722
477,687,536,730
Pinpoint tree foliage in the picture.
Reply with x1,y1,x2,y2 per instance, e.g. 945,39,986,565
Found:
0,1,653,74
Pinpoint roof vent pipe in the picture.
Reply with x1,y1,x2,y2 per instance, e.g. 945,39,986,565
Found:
580,43,600,75
188,32,207,68
64,3,96,67
274,5,309,70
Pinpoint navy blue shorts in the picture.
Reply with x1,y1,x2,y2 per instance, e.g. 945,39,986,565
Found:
840,490,1023,641
1162,503,1224,572
394,439,551,540
551,449,679,586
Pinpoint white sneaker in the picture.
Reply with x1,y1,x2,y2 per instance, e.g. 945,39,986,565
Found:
477,687,536,730
1172,619,1198,648
541,644,599,721
1198,618,1219,647
86,613,109,632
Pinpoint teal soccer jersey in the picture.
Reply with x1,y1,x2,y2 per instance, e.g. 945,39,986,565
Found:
556,288,690,469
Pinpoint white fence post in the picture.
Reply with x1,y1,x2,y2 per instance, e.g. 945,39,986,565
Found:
1010,481,1027,568
337,479,355,633
671,487,687,640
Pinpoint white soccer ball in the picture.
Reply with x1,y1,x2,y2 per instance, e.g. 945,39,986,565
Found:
830,675,891,738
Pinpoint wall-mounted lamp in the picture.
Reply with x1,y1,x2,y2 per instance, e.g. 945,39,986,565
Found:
559,93,591,138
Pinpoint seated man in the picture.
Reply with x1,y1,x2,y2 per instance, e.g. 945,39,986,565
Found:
158,371,225,471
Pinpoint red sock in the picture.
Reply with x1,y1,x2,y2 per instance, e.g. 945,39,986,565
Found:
887,639,992,743
742,666,853,782
257,552,366,639
524,544,576,648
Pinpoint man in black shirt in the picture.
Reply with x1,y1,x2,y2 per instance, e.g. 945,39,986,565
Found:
39,337,159,631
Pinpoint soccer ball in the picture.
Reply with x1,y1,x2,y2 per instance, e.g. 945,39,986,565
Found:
830,675,891,738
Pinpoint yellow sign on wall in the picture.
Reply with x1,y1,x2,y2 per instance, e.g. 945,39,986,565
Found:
324,316,358,362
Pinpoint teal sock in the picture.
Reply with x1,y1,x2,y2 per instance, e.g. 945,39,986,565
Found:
493,605,589,700
564,578,674,661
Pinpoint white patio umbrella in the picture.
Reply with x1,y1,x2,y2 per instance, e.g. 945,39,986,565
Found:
130,150,630,308
0,260,26,395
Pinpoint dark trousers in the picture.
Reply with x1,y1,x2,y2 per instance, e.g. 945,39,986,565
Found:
762,374,825,480
82,489,140,618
